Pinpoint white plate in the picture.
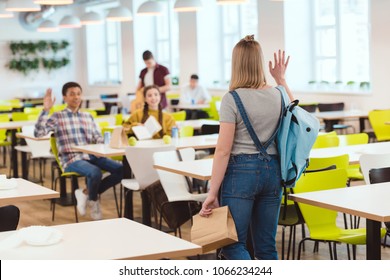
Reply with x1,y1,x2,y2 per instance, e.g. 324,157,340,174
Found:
19,226,63,246
0,179,17,190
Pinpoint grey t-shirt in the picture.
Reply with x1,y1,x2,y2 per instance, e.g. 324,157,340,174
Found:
219,87,282,155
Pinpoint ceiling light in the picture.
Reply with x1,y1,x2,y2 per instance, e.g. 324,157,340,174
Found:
59,15,81,28
174,0,202,12
217,0,247,4
6,0,41,12
106,6,133,22
0,2,14,18
137,1,163,16
80,11,104,25
34,0,74,5
37,20,59,32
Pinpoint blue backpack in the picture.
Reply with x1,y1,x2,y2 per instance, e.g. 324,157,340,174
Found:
230,86,320,189
275,86,320,188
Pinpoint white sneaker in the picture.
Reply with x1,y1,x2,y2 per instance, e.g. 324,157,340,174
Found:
75,189,87,216
88,200,102,220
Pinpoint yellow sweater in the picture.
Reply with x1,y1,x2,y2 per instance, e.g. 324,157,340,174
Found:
123,108,176,139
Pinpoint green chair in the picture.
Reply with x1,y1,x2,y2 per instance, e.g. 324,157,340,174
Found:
307,154,349,171
50,104,67,114
11,112,28,121
294,169,386,259
179,126,194,138
338,133,369,181
80,109,97,118
204,96,221,120
0,105,12,113
312,135,339,149
115,114,123,125
368,110,390,142
24,107,43,115
170,111,186,121
50,136,83,223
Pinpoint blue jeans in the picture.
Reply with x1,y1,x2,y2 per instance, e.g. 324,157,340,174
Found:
65,155,123,201
220,153,282,260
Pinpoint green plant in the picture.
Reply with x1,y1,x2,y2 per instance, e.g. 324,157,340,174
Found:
347,81,356,86
308,80,316,84
335,81,343,84
7,58,40,75
42,57,70,72
360,81,370,89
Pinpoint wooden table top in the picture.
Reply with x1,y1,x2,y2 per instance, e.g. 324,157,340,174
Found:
309,141,390,164
0,218,202,260
72,134,218,157
0,120,36,130
0,178,59,205
314,110,368,120
289,182,390,223
154,158,213,181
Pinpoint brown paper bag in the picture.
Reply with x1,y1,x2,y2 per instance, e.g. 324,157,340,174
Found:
109,126,129,149
191,206,238,253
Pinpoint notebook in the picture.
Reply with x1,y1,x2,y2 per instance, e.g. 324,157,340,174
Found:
132,116,162,140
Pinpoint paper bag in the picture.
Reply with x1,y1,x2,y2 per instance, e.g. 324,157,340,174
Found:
191,206,238,253
109,126,129,149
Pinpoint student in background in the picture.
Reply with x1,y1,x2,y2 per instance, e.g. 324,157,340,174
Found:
136,51,171,109
123,85,176,139
34,82,123,221
179,74,211,119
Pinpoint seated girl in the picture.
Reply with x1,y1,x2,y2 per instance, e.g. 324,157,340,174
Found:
123,85,176,139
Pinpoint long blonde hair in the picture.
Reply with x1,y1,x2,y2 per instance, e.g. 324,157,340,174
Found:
229,35,267,91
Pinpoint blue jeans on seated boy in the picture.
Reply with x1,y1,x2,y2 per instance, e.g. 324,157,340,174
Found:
220,153,282,260
65,155,123,201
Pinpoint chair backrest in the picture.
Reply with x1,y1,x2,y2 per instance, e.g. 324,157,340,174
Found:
307,154,349,171
312,135,339,149
0,114,10,141
125,145,175,190
153,148,195,202
0,205,20,232
23,130,52,158
368,110,390,141
294,169,348,236
179,126,194,138
369,167,390,184
0,105,12,113
24,107,43,115
170,111,186,121
318,102,345,112
359,153,390,183
200,124,220,135
299,104,318,113
337,133,369,146
11,112,28,121
50,136,64,173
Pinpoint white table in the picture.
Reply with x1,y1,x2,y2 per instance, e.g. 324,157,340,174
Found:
0,218,201,260
171,104,210,111
154,158,213,181
72,134,219,157
309,141,390,164
0,178,59,205
289,182,390,260
314,110,368,132
0,120,37,178
176,119,219,130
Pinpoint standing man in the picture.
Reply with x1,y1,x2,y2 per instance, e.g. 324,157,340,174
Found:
136,50,171,109
34,82,123,220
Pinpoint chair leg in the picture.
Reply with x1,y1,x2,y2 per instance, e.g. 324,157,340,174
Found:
112,184,120,218
287,226,293,259
281,226,286,260
71,176,79,223
301,224,306,251
333,242,338,260
328,242,333,260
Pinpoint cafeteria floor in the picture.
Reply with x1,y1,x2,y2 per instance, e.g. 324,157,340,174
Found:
1,159,389,260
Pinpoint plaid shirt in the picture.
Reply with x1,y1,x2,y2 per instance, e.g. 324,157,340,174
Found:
34,108,103,169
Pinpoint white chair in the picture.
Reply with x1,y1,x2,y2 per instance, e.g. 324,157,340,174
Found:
359,153,390,183
153,148,207,236
15,126,53,182
121,145,175,225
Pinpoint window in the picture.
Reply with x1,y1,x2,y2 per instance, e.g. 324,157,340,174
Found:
285,0,370,91
220,0,258,83
312,0,370,84
85,2,122,86
154,0,179,77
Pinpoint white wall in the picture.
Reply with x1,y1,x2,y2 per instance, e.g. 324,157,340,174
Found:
0,6,81,103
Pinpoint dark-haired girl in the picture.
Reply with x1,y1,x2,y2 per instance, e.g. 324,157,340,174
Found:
123,85,176,139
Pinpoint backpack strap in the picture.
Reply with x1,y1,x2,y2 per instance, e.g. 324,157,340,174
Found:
230,90,284,158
